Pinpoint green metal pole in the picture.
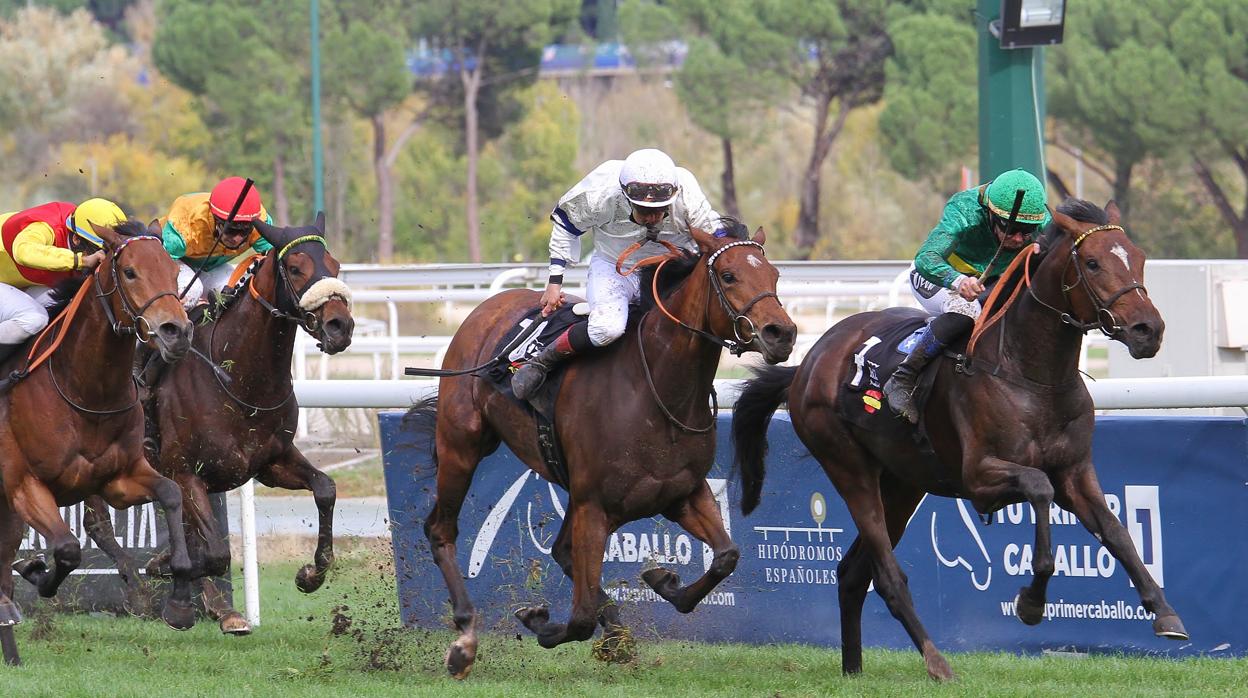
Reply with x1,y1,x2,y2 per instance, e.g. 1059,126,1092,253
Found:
310,0,324,213
977,0,1046,183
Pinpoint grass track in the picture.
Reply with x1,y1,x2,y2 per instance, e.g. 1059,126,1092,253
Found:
2,552,1242,697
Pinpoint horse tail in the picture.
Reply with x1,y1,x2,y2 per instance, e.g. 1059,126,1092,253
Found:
403,395,439,472
731,364,797,516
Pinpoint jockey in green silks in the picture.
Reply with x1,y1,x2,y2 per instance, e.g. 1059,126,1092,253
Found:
883,168,1051,423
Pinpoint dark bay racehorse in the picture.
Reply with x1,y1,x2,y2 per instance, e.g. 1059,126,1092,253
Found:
82,213,354,635
731,200,1187,680
0,222,194,666
407,224,796,678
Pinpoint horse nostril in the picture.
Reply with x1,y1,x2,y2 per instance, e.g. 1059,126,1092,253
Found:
1130,322,1154,339
157,322,181,340
325,318,344,336
763,323,797,347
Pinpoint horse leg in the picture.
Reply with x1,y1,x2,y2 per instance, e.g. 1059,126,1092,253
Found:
641,480,738,613
825,464,952,680
967,456,1056,626
425,441,489,679
170,474,241,633
1055,465,1187,640
515,503,608,649
101,465,196,630
838,473,925,676
10,478,81,598
196,577,250,635
548,515,631,662
255,446,336,594
0,501,24,666
82,495,156,618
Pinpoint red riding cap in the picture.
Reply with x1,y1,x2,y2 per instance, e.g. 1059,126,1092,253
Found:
208,177,263,222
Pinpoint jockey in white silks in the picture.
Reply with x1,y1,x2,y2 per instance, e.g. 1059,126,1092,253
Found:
510,148,724,399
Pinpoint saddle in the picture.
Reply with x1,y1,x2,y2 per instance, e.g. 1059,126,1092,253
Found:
484,303,591,489
837,311,954,446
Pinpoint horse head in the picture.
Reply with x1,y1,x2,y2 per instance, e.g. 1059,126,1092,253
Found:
690,221,796,364
254,212,354,354
93,220,192,362
1048,199,1163,359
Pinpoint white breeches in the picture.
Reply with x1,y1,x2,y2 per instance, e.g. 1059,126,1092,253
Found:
177,261,236,309
0,282,54,344
585,253,642,347
907,265,982,318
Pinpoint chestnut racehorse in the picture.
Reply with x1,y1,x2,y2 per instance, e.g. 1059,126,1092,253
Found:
731,200,1187,680
406,223,796,677
0,221,194,666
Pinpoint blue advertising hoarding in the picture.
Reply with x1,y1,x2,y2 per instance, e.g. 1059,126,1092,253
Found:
380,412,1247,656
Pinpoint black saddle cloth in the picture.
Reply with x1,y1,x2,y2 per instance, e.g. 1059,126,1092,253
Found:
837,312,944,438
484,303,586,408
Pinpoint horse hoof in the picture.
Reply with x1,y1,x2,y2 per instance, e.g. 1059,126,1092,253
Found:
514,605,549,632
122,584,157,619
219,612,252,636
641,567,678,594
13,557,47,585
925,653,955,681
444,639,477,679
161,599,196,631
0,598,22,626
1014,589,1045,626
295,564,325,594
1153,614,1189,641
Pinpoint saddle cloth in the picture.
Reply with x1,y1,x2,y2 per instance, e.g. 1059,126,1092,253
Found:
837,313,939,436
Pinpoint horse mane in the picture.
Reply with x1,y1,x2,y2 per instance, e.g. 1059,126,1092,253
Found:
113,219,150,238
638,217,750,312
1039,198,1108,248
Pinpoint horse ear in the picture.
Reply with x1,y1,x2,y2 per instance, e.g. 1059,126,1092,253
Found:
1105,200,1122,225
314,210,326,234
752,226,766,245
147,219,162,236
689,225,715,253
1050,208,1078,236
90,221,122,249
253,219,285,248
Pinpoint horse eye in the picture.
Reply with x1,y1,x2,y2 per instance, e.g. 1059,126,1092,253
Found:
288,265,303,276
124,268,137,280
1085,258,1100,271
721,271,737,284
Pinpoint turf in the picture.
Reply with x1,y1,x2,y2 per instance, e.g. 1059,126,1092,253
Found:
2,551,1241,697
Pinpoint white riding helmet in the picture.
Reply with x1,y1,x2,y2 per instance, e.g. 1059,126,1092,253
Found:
619,148,679,208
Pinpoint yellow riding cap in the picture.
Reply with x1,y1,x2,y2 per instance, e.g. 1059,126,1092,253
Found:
71,198,127,246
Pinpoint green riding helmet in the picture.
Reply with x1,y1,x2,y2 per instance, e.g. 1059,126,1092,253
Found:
984,169,1048,224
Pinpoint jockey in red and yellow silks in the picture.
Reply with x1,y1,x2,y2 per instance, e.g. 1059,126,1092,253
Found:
160,177,274,308
0,198,126,361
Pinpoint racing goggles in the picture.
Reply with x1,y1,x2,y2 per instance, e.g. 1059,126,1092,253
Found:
623,181,678,206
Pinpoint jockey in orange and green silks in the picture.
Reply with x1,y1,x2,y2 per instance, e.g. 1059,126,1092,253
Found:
161,176,274,308
884,168,1051,423
0,198,126,362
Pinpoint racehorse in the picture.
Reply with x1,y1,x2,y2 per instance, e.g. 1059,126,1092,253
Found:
82,213,354,635
731,200,1187,680
0,221,195,666
406,223,796,678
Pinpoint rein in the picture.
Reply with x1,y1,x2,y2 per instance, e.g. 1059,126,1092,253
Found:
3,235,170,413
964,223,1148,363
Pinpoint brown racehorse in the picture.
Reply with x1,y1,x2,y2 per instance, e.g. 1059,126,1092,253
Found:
0,221,195,666
82,213,354,635
731,200,1187,680
406,223,796,678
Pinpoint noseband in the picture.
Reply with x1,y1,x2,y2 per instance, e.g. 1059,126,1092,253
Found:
94,235,181,342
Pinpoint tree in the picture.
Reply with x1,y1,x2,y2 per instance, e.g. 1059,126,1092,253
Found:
877,11,977,191
323,0,416,263
1048,0,1199,223
1168,0,1248,257
411,0,577,263
153,0,312,224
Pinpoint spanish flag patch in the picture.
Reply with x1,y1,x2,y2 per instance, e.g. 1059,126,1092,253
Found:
863,389,883,414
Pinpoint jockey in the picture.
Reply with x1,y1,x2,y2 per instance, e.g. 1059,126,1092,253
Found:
0,198,126,363
883,168,1051,423
511,148,723,400
161,176,274,308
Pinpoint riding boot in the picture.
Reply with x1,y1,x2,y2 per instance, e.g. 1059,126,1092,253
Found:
511,323,592,400
133,344,165,456
883,325,945,424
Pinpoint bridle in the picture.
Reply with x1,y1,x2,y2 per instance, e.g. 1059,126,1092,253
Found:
1027,223,1147,336
94,235,181,342
618,238,778,356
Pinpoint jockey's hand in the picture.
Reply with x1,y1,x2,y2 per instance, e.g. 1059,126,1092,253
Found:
955,275,985,300
80,251,106,271
539,282,565,317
